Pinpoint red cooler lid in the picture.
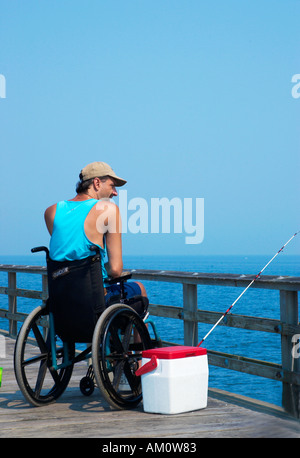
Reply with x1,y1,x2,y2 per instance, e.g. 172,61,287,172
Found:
142,345,207,360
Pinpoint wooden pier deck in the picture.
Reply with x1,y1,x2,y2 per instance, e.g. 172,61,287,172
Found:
1,338,299,438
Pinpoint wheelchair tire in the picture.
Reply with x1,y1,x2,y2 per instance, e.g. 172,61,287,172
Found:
14,305,75,407
79,376,95,396
92,304,152,410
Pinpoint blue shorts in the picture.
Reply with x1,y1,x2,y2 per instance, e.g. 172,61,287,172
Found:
105,281,142,306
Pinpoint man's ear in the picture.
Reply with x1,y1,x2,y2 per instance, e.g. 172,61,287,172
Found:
93,177,101,190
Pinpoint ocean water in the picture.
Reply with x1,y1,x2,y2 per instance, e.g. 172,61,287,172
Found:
0,253,299,408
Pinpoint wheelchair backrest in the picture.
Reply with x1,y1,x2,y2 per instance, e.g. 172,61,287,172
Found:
47,253,105,343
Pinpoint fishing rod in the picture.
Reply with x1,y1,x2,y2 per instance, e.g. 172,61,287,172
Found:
197,231,299,347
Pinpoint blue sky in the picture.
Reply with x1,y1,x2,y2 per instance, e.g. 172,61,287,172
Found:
0,0,299,257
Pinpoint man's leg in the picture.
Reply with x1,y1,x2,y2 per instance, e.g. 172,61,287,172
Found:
133,281,147,298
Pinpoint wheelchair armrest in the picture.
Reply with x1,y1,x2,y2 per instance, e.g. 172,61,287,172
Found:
106,271,132,285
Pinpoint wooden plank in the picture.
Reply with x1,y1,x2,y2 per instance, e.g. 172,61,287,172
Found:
148,304,300,336
131,270,300,291
0,264,47,275
208,349,300,385
0,310,48,328
0,287,46,300
1,264,299,290
0,310,29,323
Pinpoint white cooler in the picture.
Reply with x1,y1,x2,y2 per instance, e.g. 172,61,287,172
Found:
136,346,208,415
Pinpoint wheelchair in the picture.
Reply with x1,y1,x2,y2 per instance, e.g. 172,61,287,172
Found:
14,246,161,409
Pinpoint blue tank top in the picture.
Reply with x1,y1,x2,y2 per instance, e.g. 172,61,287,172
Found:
49,199,108,281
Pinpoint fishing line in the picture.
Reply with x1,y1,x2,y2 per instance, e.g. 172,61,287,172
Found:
197,231,299,347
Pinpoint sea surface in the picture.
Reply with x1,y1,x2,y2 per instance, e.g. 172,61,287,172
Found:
0,253,299,408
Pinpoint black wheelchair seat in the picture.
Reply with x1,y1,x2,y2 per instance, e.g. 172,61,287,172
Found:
47,253,105,343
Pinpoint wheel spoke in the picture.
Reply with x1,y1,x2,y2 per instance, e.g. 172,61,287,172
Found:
108,325,124,354
31,322,49,354
123,361,140,395
34,359,48,397
121,321,134,353
112,360,125,390
21,352,48,368
49,366,61,384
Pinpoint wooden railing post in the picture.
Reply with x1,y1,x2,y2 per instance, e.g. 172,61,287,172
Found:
280,290,300,418
8,272,17,337
183,283,198,346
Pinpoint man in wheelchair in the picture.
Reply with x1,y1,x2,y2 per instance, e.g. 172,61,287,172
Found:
44,161,148,317
14,161,157,409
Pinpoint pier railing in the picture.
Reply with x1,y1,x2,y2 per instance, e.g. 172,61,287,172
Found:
0,264,299,418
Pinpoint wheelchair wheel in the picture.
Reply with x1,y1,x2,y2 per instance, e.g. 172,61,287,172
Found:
92,304,152,410
80,376,95,396
14,305,75,407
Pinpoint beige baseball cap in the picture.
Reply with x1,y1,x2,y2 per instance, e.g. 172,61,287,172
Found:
80,161,127,187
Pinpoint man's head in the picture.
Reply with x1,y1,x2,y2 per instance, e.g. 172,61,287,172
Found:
76,161,126,198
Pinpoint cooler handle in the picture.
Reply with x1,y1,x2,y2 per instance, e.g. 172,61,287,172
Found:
135,355,158,376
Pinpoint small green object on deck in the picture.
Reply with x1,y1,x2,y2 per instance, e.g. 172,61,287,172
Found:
0,367,2,387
